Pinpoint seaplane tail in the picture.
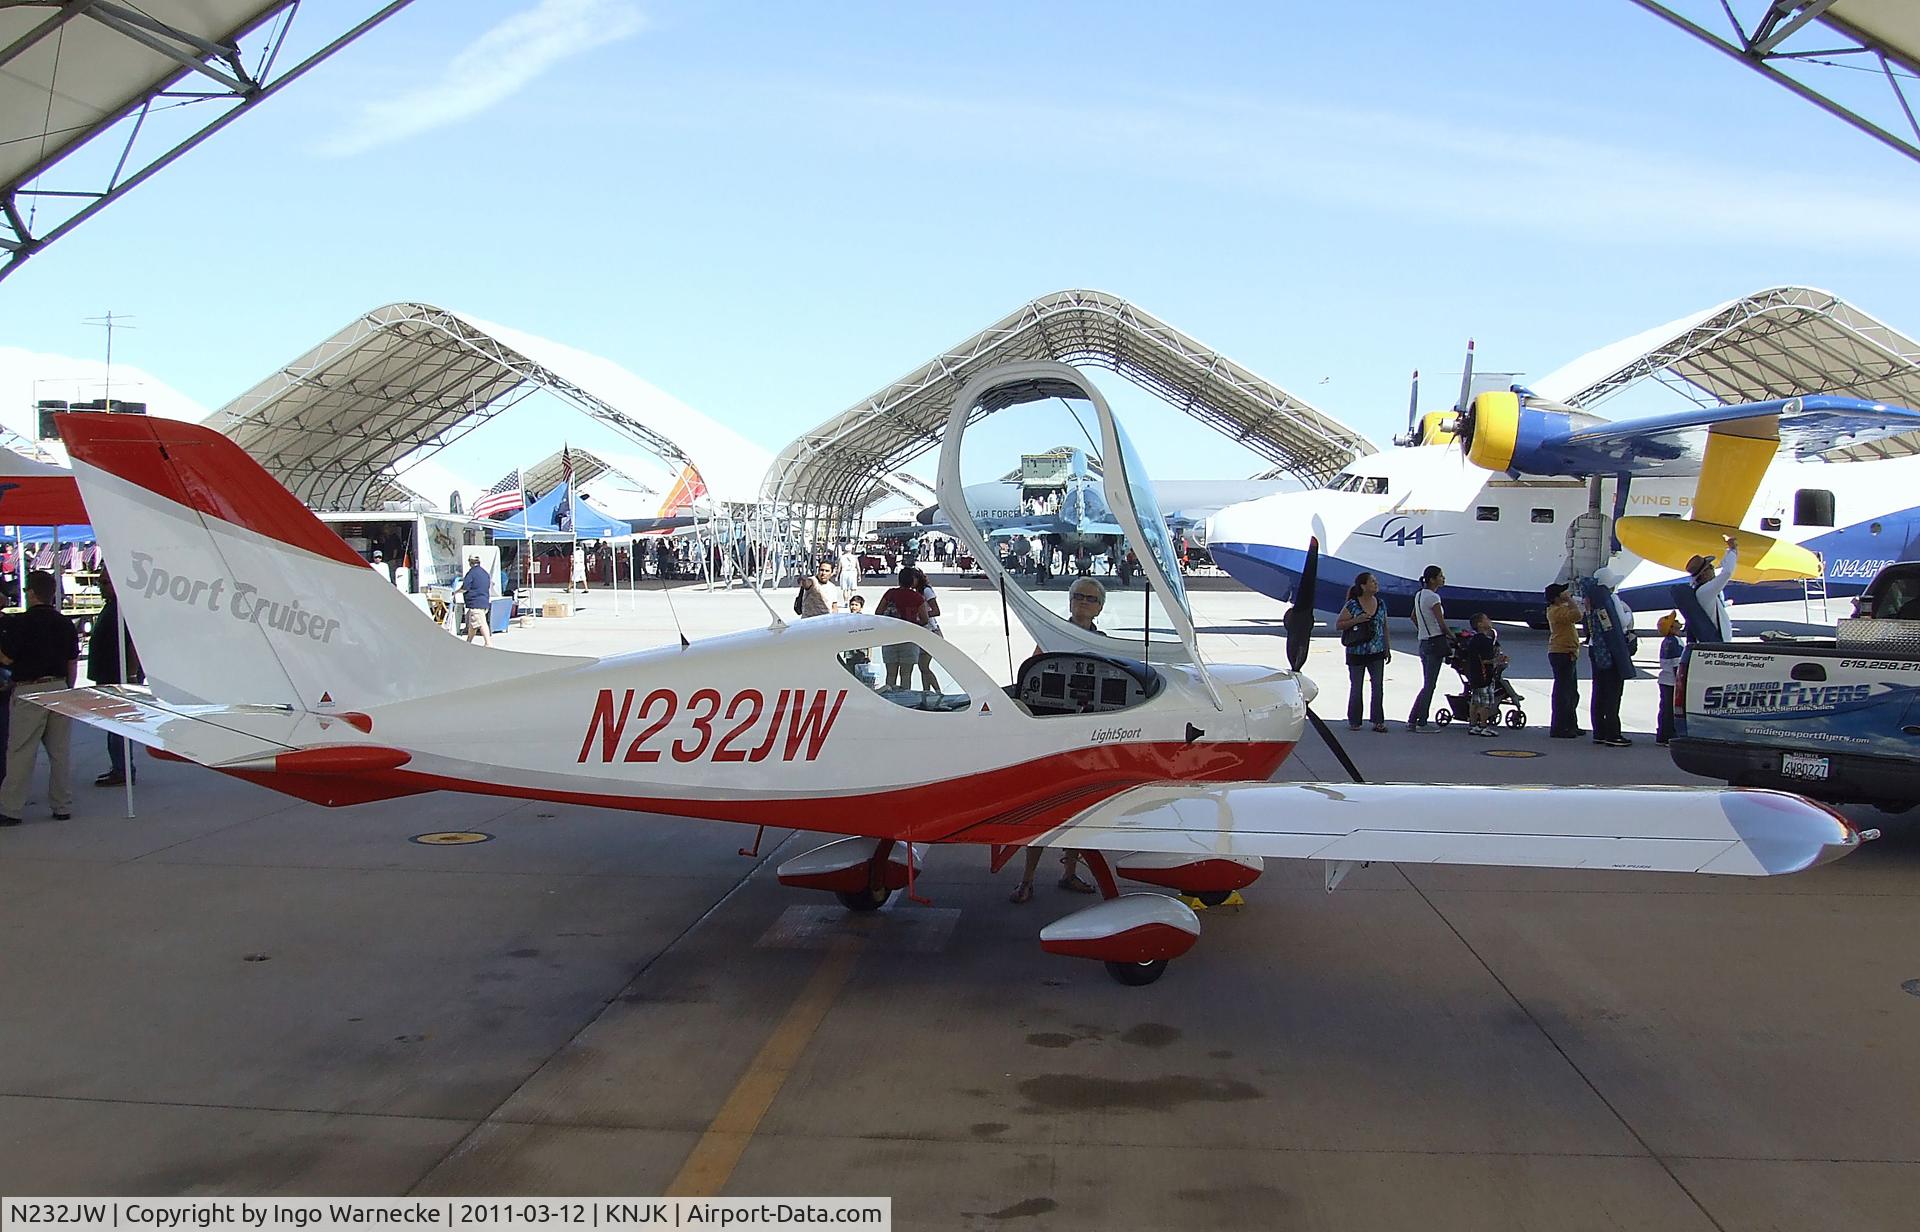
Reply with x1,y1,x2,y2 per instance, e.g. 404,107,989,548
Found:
43,413,585,797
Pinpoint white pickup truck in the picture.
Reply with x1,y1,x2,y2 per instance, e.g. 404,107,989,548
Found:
1671,561,1920,811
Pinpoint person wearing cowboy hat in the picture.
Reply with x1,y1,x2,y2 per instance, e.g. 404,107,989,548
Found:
1676,534,1738,646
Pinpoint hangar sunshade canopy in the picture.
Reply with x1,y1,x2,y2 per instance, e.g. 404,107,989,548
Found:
210,303,772,512
1629,1,1920,164
0,2,414,282
1533,285,1920,462
765,289,1373,533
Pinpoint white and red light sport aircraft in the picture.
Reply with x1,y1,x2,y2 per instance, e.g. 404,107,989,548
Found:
36,362,1870,986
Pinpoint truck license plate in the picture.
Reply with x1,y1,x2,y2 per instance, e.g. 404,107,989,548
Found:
1782,752,1830,781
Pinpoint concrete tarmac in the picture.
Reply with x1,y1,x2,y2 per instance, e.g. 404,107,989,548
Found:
2,573,1914,1230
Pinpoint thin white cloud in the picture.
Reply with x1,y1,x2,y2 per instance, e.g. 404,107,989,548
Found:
324,0,646,157
722,82,1920,254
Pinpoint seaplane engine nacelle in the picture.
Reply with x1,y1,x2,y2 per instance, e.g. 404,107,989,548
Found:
1455,391,1582,475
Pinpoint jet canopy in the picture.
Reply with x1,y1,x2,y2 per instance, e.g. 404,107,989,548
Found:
937,362,1203,668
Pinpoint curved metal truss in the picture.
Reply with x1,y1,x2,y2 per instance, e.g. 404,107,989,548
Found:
1628,1,1920,164
0,1,415,283
1545,285,1920,461
764,288,1374,543
212,302,768,511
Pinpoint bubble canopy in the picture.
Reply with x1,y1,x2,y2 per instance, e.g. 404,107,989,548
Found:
937,362,1205,670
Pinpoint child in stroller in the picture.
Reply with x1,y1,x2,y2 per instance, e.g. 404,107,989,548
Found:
1435,615,1526,732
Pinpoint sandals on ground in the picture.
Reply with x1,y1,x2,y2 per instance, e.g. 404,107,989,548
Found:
1058,873,1097,894
1009,883,1034,904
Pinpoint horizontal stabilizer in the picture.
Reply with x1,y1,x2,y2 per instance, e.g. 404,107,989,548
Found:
1042,782,1861,877
1615,518,1820,583
32,686,401,773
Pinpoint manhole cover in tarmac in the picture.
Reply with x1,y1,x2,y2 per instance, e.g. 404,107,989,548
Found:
411,831,493,845
1483,749,1542,758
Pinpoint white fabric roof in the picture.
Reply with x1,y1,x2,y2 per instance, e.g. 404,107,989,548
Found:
0,1,279,191
0,3,411,280
1630,1,1920,164
1824,1,1920,72
765,289,1373,520
1532,285,1920,461
459,314,770,505
211,303,771,511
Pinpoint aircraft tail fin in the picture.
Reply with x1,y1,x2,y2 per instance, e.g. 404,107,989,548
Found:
1615,516,1820,584
59,413,575,710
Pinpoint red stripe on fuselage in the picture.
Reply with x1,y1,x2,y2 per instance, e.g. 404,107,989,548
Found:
220,739,1296,845
58,413,370,568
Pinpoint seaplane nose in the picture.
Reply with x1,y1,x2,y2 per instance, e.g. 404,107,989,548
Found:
1207,494,1319,600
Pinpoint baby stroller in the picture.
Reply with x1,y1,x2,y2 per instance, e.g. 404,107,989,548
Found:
1435,636,1527,729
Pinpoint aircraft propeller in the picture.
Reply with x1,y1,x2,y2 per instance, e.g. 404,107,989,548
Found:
1278,535,1366,784
1443,338,1479,451
1394,370,1421,446
1282,535,1319,672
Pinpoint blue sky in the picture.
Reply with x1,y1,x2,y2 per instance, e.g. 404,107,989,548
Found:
3,0,1917,497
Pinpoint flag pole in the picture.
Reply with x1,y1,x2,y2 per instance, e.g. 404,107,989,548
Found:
563,443,579,604
519,464,533,610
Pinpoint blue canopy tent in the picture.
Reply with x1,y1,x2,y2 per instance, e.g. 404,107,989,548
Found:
1,524,93,540
490,482,627,540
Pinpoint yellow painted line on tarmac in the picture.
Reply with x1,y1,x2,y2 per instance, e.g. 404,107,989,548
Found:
666,937,861,1197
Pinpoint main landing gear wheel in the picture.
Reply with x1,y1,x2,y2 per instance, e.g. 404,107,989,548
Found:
1185,890,1234,907
1105,959,1168,986
1505,709,1527,729
835,886,893,912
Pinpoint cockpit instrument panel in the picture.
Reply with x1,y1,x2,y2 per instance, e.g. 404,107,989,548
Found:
1013,653,1162,716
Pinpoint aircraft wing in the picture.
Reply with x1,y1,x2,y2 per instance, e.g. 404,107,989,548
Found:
1524,395,1920,478
1040,781,1860,877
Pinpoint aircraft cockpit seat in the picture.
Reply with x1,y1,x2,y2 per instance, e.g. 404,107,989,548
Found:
1007,652,1163,717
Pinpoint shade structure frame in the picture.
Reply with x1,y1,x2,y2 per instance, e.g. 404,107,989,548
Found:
762,288,1375,545
209,302,772,514
0,1,417,282
1627,0,1920,165
1535,285,1920,463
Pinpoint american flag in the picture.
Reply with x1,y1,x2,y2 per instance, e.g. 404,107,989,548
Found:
554,445,574,532
471,467,524,519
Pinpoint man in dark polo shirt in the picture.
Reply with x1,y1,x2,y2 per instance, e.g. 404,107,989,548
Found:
0,570,80,825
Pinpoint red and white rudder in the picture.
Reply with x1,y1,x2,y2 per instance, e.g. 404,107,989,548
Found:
59,413,575,710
